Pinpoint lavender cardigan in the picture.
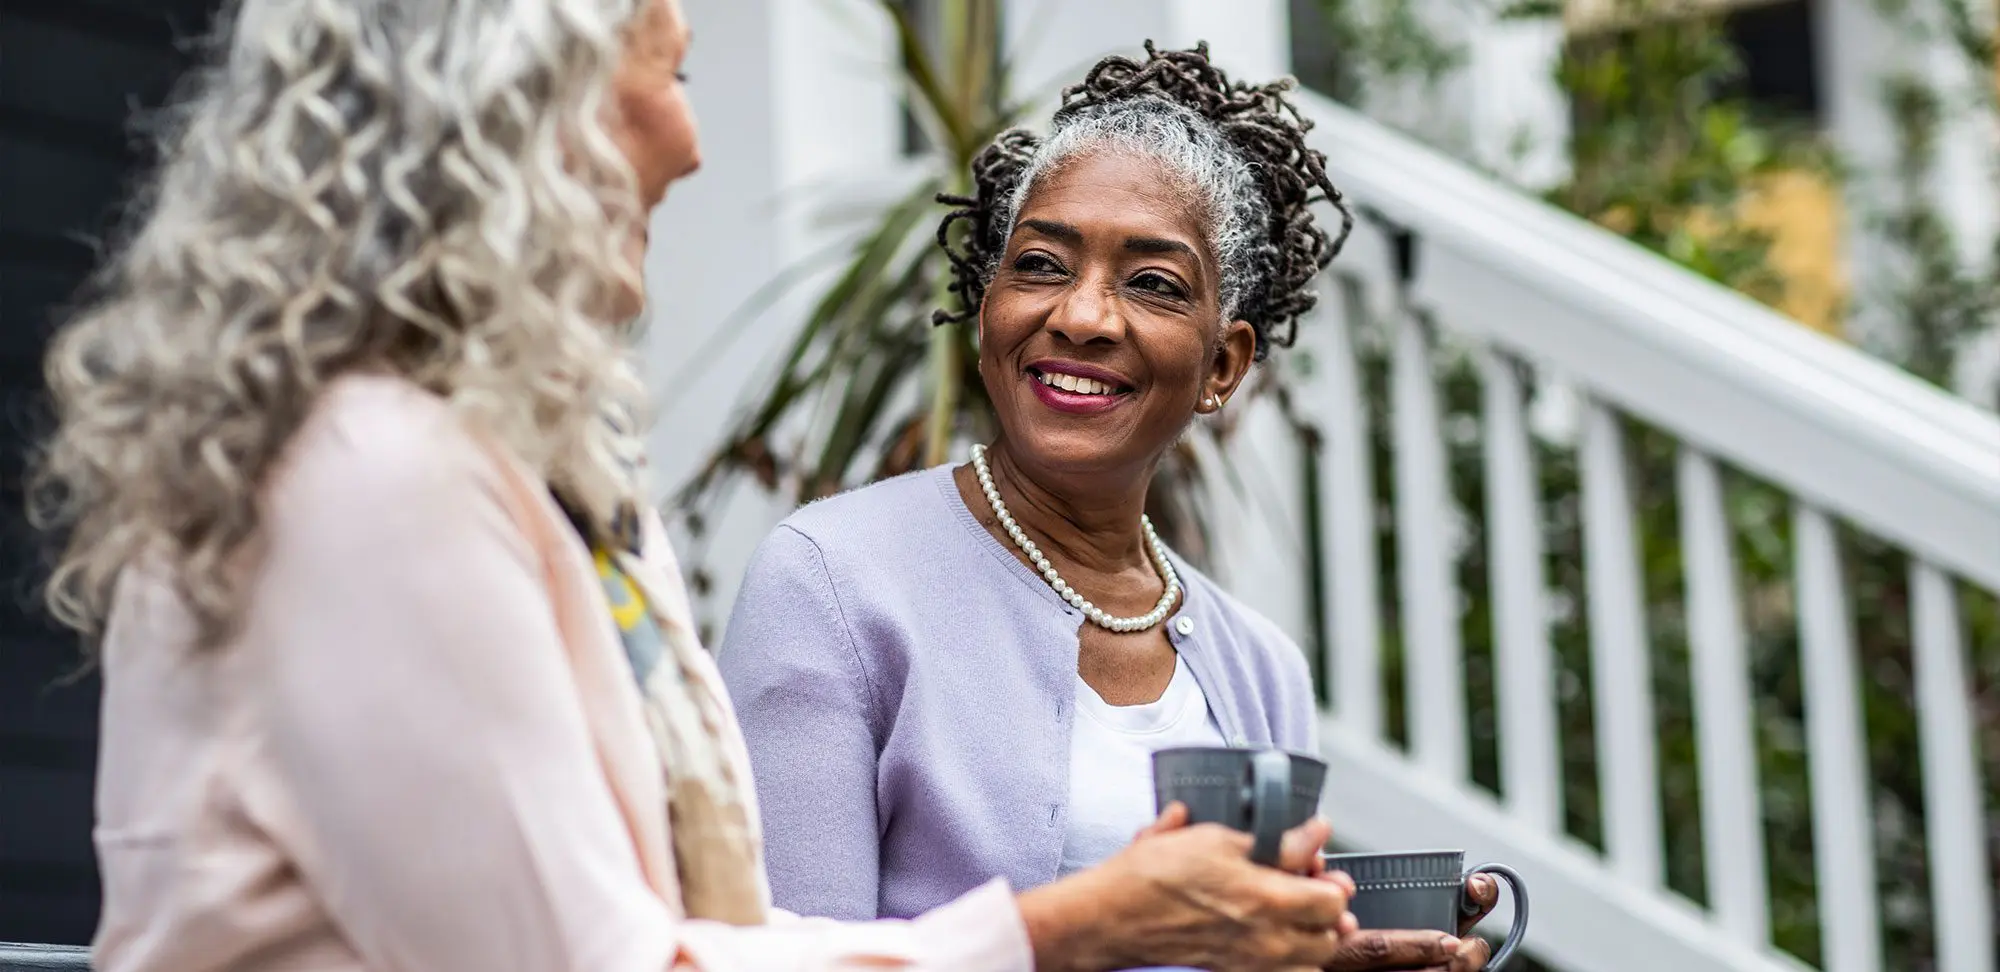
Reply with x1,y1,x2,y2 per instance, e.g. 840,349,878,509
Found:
717,465,1319,921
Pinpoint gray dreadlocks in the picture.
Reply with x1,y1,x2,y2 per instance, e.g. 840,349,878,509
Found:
935,41,1353,359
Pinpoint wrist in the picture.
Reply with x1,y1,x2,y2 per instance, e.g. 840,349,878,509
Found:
1016,870,1115,972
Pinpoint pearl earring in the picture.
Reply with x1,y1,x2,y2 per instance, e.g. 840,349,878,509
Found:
1205,395,1221,410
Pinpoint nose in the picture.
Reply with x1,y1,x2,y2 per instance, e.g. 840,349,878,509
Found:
1045,279,1125,346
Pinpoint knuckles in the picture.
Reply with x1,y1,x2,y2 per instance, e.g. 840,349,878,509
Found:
1350,933,1395,964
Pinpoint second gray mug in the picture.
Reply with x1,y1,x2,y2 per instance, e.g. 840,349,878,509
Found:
1322,850,1530,971
1151,746,1327,867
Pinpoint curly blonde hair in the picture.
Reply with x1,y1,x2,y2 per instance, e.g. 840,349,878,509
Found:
32,0,654,642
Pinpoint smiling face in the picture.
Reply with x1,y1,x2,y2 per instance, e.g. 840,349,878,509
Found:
978,151,1258,481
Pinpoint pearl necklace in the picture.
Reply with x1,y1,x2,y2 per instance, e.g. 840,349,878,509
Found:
971,444,1182,633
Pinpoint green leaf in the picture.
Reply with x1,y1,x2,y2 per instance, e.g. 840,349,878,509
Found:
879,0,974,158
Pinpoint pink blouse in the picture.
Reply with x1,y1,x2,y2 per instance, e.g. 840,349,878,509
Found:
89,374,1032,972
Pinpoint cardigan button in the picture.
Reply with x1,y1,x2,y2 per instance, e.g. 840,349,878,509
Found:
1174,617,1195,637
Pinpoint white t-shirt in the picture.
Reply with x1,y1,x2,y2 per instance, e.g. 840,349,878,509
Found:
1058,656,1228,876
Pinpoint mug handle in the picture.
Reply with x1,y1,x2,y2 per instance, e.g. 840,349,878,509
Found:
1246,750,1292,867
1462,863,1529,971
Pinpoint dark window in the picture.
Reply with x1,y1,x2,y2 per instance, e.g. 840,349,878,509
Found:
0,0,223,945
1723,0,1820,121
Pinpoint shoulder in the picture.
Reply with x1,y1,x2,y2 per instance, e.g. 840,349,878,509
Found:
274,374,482,496
773,467,953,549
745,467,970,582
261,373,528,550
734,468,953,602
724,469,967,664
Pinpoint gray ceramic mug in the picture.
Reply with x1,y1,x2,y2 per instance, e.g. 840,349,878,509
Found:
1151,747,1328,867
1322,850,1529,970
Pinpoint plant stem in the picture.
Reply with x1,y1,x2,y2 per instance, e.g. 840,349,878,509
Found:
924,309,963,466
925,0,992,468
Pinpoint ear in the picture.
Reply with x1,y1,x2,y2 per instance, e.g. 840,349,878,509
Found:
1197,319,1257,414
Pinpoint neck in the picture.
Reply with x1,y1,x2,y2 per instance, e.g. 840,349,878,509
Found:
981,438,1154,573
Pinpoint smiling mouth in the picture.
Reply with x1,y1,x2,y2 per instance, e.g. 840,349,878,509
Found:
1027,367,1133,397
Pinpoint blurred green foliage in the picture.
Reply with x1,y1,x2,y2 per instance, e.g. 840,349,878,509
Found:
1546,5,1827,310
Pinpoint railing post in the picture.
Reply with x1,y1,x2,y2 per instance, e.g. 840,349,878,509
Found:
1677,448,1771,946
1315,273,1384,739
1381,215,1469,784
1579,398,1663,888
1792,505,1884,972
1478,349,1561,833
1908,562,1994,972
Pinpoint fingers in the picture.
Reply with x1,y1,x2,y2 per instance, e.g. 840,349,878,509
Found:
1458,874,1499,936
1135,802,1189,841
1276,817,1333,873
1257,868,1352,933
1447,935,1492,972
1321,869,1357,899
1325,929,1462,971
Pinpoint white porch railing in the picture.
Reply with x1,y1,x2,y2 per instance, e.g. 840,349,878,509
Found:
1210,93,1999,972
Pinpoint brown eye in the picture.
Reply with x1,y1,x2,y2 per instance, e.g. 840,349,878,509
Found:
1012,253,1065,275
1131,272,1186,299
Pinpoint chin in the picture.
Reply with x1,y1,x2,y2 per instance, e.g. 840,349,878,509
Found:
1010,426,1144,477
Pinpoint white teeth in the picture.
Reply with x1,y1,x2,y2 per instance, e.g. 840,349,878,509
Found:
1035,371,1119,396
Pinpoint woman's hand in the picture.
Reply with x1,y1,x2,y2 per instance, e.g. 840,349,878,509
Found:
1016,803,1357,972
1318,873,1499,971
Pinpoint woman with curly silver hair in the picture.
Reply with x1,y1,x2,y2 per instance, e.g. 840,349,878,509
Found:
720,44,1497,972
36,2,1361,971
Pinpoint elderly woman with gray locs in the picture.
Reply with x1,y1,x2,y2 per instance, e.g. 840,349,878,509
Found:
721,42,1501,972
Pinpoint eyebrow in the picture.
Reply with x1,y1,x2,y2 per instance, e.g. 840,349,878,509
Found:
1123,236,1197,260
1020,219,1199,261
1019,218,1083,244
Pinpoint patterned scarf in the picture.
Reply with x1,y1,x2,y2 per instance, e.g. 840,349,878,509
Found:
562,492,771,926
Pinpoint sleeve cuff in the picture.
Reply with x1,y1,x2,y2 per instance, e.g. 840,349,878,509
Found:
672,878,1031,972
908,878,1033,972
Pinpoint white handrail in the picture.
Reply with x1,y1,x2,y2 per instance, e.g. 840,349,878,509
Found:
1271,91,1998,972
1299,91,2000,592
1297,92,1998,451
